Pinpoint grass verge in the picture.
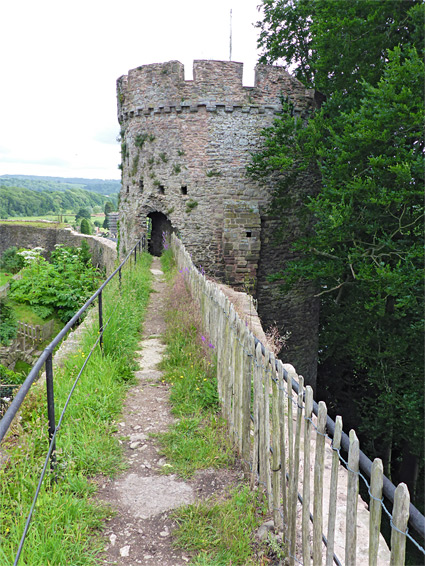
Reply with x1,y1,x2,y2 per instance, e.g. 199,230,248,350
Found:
0,252,152,565
158,249,277,565
173,485,270,566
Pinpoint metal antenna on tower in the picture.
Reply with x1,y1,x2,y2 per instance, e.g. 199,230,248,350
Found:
229,9,233,61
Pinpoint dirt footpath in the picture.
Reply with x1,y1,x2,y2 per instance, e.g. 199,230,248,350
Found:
97,258,239,566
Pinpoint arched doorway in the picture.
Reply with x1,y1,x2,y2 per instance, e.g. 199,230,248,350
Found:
147,211,173,256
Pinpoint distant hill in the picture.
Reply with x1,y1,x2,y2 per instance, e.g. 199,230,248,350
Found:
0,185,117,219
0,175,121,197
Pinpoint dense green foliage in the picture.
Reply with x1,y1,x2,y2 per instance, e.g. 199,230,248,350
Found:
0,246,26,274
9,244,100,323
253,0,424,500
0,299,17,345
0,363,25,386
0,185,114,219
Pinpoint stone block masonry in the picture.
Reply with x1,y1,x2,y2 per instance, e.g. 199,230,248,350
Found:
117,59,319,388
0,223,117,274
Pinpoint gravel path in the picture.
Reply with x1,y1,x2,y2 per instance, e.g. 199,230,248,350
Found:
97,257,239,566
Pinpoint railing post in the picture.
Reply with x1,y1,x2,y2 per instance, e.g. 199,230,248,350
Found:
134,245,137,264
119,267,122,293
98,290,103,352
45,353,57,477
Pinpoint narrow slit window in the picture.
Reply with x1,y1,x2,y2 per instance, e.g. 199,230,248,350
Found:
158,185,165,194
246,231,252,238
139,179,144,192
181,185,188,195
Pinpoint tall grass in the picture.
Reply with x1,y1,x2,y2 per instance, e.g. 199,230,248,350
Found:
156,253,233,477
0,252,152,565
159,250,281,565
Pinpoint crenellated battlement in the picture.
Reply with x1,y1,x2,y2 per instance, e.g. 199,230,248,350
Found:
117,60,314,123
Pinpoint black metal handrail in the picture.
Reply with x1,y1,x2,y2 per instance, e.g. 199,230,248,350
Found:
0,236,146,565
0,237,145,446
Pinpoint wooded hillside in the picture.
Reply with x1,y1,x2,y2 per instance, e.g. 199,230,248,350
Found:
0,175,120,196
0,185,116,218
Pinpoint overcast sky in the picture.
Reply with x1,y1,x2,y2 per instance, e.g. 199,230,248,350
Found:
0,0,263,181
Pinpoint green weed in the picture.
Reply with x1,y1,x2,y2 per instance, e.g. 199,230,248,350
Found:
172,485,268,565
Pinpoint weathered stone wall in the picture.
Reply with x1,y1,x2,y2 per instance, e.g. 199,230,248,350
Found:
117,59,319,387
0,223,117,274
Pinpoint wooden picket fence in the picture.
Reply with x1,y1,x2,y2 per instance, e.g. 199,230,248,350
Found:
16,319,54,350
171,233,421,566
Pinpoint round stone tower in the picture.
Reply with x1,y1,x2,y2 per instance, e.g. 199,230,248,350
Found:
117,59,319,388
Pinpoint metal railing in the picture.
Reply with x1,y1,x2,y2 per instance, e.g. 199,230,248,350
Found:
0,236,146,565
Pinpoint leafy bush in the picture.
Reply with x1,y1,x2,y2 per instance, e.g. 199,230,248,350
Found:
9,245,100,323
0,363,26,386
0,246,25,274
80,217,92,235
0,299,17,345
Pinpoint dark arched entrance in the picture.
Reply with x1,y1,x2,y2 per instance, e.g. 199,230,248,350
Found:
147,211,173,256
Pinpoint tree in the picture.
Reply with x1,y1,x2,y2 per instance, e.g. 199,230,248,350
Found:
257,0,423,108
104,201,114,215
252,0,424,498
80,218,92,235
75,207,91,223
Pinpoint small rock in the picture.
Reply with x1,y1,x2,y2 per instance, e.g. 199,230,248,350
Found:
130,441,141,450
119,422,125,427
120,545,130,557
133,425,141,430
256,520,275,541
159,528,169,537
109,533,117,546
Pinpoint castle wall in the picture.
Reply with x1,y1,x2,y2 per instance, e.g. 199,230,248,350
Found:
117,60,319,387
0,223,117,274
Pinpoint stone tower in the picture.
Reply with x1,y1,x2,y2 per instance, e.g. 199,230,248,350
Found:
117,60,319,387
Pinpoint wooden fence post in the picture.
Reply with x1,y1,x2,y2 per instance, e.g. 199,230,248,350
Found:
390,483,410,566
278,361,288,542
326,415,342,566
287,367,294,554
302,385,314,566
251,342,262,488
241,331,254,474
369,458,383,566
346,430,360,566
313,401,327,566
271,356,281,530
289,375,304,562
